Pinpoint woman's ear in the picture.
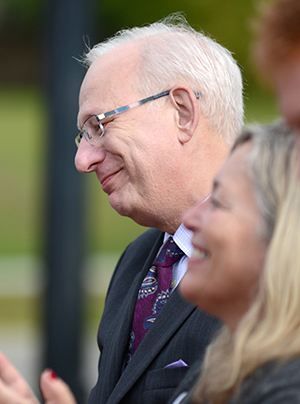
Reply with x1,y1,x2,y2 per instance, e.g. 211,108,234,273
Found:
169,84,200,143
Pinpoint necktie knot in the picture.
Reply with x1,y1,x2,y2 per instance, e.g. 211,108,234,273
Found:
153,237,184,268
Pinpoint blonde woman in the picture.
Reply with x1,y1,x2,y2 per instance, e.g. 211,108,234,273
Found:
176,121,300,404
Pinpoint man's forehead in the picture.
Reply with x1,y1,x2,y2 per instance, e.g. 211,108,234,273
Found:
78,50,141,125
79,58,108,106
80,43,141,103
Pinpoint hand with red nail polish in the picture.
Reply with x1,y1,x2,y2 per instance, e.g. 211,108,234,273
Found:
50,371,58,380
0,351,77,404
40,369,77,404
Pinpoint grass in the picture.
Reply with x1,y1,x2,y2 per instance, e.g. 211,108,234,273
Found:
0,86,46,254
0,296,41,326
0,294,106,330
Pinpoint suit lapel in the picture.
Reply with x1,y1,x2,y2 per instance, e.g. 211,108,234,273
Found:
100,231,164,400
107,288,197,404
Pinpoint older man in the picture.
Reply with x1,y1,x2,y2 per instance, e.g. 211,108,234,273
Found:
255,0,300,136
74,16,243,404
0,15,243,404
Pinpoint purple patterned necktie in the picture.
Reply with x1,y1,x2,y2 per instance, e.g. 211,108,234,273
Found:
128,237,184,359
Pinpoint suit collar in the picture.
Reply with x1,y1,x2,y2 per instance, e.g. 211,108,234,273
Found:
98,230,165,401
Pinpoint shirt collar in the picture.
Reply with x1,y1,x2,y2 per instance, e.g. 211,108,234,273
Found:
164,223,193,258
163,195,211,258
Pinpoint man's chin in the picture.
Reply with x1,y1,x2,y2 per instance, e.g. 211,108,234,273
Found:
109,194,132,218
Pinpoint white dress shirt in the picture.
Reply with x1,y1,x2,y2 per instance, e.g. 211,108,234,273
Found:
164,223,193,294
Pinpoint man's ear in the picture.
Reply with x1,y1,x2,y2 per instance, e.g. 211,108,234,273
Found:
169,85,200,143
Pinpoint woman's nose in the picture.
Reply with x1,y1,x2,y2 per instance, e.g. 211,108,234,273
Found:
183,197,210,232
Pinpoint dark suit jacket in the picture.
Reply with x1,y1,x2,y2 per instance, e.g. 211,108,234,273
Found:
88,228,221,404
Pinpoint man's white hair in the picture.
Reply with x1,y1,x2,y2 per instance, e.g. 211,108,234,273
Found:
82,14,244,146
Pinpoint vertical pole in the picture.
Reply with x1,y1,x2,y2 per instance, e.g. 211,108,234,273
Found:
44,0,93,401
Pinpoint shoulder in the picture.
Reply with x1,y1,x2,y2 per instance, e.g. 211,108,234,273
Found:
124,228,163,254
115,228,163,266
106,228,163,295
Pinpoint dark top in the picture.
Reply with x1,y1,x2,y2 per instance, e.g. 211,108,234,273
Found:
173,356,300,404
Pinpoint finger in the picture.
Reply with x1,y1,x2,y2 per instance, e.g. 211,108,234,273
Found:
0,378,38,404
0,352,37,399
40,370,77,404
0,352,22,384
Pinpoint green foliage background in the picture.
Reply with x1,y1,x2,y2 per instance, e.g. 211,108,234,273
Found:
0,0,279,256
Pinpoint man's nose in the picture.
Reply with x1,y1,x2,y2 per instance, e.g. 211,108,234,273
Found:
74,137,105,173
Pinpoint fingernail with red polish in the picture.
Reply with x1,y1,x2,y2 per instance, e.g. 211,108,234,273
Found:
50,370,58,380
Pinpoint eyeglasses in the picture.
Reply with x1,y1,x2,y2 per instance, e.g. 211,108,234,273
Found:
75,90,202,147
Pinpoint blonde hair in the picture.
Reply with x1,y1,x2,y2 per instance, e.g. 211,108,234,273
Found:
192,121,300,404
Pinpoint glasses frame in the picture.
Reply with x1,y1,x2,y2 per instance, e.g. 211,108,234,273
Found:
76,89,202,147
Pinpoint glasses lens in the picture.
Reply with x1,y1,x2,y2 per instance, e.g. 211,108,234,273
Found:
75,115,104,148
84,115,104,144
75,133,82,147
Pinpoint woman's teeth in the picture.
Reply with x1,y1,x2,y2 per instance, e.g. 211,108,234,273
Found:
191,248,209,259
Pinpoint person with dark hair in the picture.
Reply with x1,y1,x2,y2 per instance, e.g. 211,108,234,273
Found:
255,0,300,136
